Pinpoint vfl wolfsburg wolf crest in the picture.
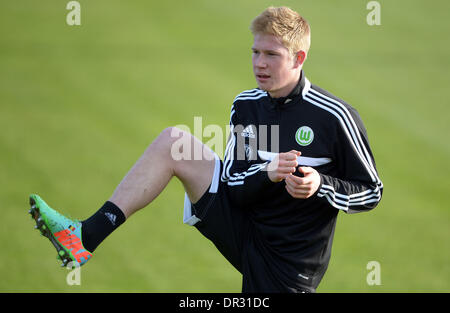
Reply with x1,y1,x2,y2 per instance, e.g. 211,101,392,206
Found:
295,126,314,146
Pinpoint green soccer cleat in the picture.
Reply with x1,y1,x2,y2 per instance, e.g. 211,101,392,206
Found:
28,194,92,267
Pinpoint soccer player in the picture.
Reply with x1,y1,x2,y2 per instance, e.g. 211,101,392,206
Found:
29,6,383,293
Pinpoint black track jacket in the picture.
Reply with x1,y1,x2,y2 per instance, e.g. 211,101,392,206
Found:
220,71,383,286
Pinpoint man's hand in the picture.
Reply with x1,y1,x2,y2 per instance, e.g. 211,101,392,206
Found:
285,167,321,199
267,151,321,199
267,150,301,183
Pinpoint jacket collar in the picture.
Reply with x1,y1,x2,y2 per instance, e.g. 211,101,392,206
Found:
268,70,305,109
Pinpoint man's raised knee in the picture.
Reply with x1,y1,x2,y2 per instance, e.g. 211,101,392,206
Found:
151,127,185,150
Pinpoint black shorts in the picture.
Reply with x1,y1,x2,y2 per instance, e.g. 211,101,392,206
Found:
183,158,316,293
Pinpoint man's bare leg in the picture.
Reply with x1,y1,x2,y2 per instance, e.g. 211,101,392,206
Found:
28,126,216,264
109,127,216,219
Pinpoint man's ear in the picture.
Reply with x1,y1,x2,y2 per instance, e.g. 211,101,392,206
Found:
294,51,307,68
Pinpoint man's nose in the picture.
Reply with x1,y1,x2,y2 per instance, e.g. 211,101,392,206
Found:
254,55,267,68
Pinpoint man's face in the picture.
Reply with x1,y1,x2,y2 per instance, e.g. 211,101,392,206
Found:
252,33,303,98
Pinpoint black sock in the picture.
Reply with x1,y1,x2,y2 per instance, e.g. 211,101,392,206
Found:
81,201,126,253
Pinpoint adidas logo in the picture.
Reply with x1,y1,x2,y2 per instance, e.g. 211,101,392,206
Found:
104,212,117,226
241,125,256,139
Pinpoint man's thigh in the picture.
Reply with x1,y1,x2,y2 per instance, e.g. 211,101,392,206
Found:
170,127,217,204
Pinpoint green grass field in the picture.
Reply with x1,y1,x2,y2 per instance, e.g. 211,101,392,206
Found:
1,0,449,292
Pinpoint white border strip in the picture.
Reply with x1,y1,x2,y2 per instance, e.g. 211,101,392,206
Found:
257,150,332,167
